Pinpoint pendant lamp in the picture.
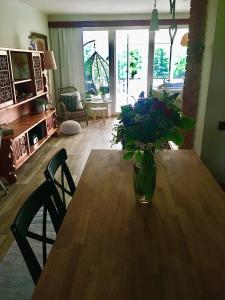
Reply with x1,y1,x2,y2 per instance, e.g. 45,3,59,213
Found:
181,32,189,46
150,0,159,31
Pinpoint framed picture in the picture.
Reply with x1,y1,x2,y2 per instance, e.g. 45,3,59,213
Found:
29,32,48,51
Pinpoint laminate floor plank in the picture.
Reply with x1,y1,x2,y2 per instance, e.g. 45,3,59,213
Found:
0,118,119,261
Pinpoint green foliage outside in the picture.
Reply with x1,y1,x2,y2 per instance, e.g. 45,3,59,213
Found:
129,49,142,79
153,48,169,79
173,56,186,79
118,49,142,80
83,44,93,63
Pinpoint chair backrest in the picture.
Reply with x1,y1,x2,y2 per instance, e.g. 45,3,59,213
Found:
10,181,63,285
58,86,77,102
0,128,2,149
44,148,76,212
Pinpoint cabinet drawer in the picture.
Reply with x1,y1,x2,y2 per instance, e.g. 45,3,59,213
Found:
12,134,29,167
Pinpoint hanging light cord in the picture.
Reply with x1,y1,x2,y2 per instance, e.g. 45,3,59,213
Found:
168,0,177,80
169,0,176,15
154,0,157,8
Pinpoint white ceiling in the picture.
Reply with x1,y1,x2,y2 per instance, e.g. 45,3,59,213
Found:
19,0,190,15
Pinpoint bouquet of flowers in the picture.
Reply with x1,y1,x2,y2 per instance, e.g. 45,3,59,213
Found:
112,91,194,203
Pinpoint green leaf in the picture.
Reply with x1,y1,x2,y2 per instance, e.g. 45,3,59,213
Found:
135,150,143,163
125,142,137,151
123,151,135,160
170,129,184,146
168,92,179,101
180,116,195,130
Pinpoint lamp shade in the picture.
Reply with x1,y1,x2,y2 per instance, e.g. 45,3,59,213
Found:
44,51,57,70
181,32,189,47
150,8,159,31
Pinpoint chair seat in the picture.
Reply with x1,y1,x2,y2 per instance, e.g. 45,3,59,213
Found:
68,110,87,117
90,107,107,111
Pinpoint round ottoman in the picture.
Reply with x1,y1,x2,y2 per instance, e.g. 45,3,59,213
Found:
59,120,81,135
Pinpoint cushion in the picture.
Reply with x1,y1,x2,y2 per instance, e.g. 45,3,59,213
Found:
60,93,76,112
60,91,83,111
59,120,81,135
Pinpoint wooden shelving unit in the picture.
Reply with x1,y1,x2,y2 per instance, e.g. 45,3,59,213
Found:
13,92,48,107
0,47,57,183
14,78,32,85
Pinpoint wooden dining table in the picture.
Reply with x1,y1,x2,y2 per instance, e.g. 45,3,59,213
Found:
32,150,225,300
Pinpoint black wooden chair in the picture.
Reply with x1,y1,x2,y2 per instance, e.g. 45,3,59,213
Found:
44,148,76,215
10,181,63,285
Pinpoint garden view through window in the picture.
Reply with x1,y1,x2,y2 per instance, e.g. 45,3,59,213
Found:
153,28,188,89
83,31,109,99
82,27,188,112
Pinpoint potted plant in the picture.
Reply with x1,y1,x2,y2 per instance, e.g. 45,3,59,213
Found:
111,90,194,203
99,86,109,101
35,97,46,113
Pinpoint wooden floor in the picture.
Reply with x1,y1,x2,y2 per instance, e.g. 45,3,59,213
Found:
0,117,120,261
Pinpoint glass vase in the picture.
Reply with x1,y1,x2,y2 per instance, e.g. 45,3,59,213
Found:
133,148,156,204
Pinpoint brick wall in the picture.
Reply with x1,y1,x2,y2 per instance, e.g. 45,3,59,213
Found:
181,0,208,149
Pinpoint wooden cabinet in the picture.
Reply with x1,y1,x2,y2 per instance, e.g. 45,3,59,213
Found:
12,133,29,168
46,113,56,136
0,50,14,109
0,110,57,182
32,53,44,95
0,48,57,183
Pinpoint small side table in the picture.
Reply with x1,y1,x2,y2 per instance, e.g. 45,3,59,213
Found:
91,107,107,125
86,99,112,118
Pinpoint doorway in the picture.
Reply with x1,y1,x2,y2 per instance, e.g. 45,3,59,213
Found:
115,29,149,112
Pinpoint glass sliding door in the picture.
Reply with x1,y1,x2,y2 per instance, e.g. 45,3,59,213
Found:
82,26,188,115
153,28,188,90
115,29,149,112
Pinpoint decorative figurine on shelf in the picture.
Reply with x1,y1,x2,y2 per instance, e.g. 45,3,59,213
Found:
35,98,46,113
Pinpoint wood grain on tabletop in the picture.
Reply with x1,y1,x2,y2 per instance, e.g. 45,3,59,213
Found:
32,149,225,300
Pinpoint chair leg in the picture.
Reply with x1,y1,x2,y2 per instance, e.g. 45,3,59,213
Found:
93,111,97,124
102,110,105,125
42,205,47,265
0,180,8,195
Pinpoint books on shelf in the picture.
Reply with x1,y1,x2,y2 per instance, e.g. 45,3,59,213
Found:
0,124,14,136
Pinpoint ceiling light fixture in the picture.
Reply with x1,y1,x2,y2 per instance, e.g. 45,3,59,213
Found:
168,0,177,79
150,0,159,32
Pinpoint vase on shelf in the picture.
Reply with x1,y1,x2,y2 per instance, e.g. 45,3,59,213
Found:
133,147,156,204
36,103,46,114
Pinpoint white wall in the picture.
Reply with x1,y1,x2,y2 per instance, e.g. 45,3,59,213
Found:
194,0,218,154
195,0,225,183
0,0,48,49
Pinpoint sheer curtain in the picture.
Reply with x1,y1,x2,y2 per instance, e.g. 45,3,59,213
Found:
49,27,85,99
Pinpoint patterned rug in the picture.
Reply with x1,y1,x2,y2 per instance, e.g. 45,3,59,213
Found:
0,209,55,300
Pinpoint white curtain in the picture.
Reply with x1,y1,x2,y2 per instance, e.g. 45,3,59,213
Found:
49,27,85,99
